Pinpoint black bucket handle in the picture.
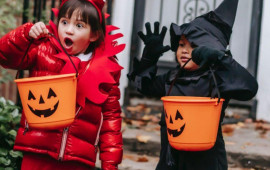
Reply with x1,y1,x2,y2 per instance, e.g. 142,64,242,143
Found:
167,58,221,103
16,33,79,79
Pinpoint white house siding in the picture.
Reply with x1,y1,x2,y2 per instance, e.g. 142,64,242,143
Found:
257,0,270,121
110,0,266,123
111,0,135,105
230,0,252,68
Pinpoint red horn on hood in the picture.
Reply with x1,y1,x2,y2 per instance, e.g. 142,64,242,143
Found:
60,0,105,23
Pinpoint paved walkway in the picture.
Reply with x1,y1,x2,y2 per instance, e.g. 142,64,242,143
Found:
117,121,270,170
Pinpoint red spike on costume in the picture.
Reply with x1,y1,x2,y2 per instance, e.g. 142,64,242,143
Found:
76,24,125,107
49,9,125,107
51,8,59,18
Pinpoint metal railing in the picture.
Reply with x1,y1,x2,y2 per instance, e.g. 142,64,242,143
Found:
23,0,60,24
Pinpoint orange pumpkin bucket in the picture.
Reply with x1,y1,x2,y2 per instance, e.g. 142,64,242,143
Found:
15,73,77,129
14,33,79,130
161,96,224,151
162,58,224,151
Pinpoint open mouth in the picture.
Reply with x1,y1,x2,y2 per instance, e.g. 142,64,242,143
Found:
64,38,73,47
28,101,59,118
167,124,186,137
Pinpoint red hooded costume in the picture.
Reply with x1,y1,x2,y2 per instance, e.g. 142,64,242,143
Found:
0,0,125,169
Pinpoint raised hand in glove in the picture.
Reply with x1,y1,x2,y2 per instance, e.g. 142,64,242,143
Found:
191,46,225,68
128,22,170,81
138,22,171,65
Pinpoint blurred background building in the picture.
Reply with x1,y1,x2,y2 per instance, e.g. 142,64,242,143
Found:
110,0,269,122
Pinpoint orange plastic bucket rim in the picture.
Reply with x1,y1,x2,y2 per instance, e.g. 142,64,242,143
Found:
162,95,224,151
161,96,225,103
15,73,77,130
14,73,76,83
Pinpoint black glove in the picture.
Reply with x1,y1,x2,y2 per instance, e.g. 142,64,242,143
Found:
192,46,225,68
128,22,170,81
138,22,170,65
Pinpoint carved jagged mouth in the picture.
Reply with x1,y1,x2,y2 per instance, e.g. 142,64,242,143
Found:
28,101,59,118
167,124,186,137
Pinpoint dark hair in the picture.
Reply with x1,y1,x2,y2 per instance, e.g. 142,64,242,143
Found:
58,0,106,54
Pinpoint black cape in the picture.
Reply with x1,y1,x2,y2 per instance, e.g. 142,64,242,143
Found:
133,51,257,170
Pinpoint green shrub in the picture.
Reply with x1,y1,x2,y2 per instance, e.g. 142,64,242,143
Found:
0,0,22,37
0,97,22,169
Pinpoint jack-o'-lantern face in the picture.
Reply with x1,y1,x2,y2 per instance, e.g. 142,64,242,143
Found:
27,88,59,118
165,109,186,137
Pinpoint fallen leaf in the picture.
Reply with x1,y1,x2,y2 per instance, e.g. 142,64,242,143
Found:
120,111,126,118
236,122,245,128
222,124,236,136
136,135,151,143
144,108,151,114
233,114,241,119
137,156,149,162
124,118,132,125
121,121,126,133
131,120,147,127
244,142,253,146
123,154,137,161
245,118,253,123
259,129,268,138
225,141,236,145
152,115,160,123
262,124,270,131
126,104,146,113
155,126,161,131
141,115,152,121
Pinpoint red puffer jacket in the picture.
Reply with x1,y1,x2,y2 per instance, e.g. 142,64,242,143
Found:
0,23,124,170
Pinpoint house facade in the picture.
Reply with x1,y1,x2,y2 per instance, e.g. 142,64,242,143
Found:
111,0,269,121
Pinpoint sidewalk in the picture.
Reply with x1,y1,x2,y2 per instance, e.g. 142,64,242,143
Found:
96,100,270,170
120,120,270,170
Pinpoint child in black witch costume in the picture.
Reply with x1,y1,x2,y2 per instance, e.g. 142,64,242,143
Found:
128,0,258,170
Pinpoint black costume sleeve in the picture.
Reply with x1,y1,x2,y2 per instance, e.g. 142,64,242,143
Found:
215,51,258,101
133,65,167,98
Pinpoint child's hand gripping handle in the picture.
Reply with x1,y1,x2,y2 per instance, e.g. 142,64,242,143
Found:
168,46,223,102
29,22,49,39
191,46,225,69
191,46,225,102
16,32,79,79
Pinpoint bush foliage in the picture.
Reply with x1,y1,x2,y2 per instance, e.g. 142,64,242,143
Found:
0,97,22,169
0,0,23,37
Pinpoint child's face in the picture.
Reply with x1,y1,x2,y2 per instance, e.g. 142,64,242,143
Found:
58,9,98,55
176,35,199,71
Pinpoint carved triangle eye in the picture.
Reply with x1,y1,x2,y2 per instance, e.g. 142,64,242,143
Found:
175,110,183,120
170,115,173,124
48,88,57,99
28,90,36,100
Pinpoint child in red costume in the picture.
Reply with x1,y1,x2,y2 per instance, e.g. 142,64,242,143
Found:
0,0,125,169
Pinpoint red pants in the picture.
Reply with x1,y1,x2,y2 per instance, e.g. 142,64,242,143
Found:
21,153,94,170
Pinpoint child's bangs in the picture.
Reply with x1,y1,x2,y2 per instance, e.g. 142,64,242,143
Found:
58,0,99,25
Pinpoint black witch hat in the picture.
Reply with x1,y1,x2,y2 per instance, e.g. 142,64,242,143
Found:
170,0,239,51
